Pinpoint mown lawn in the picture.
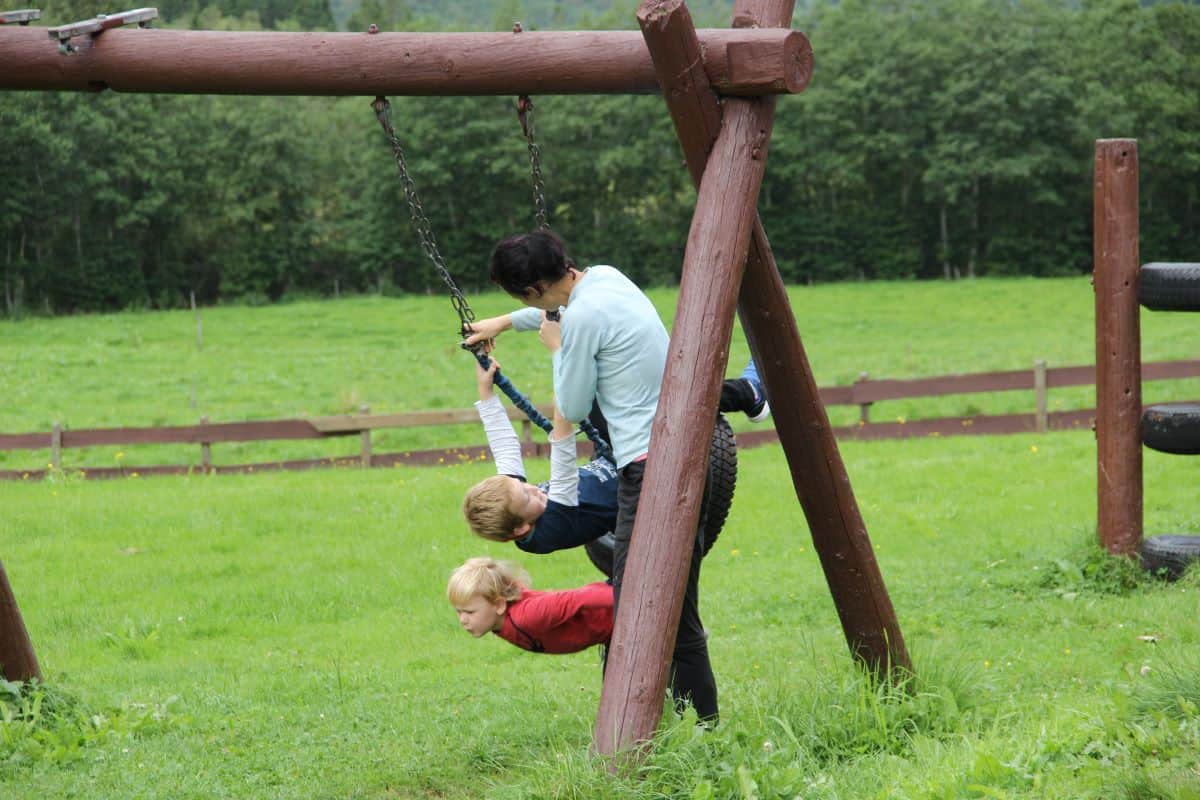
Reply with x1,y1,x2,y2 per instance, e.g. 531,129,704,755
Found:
2,434,1198,798
2,278,1199,798
2,277,1198,470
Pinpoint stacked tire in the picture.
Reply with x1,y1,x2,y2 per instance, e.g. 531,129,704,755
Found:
1137,263,1200,579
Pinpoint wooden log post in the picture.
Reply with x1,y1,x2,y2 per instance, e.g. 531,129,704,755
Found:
50,422,62,471
1034,359,1048,433
0,559,41,682
622,0,909,724
0,26,811,96
359,405,372,468
199,416,212,472
856,371,872,423
595,4,779,756
1094,139,1142,555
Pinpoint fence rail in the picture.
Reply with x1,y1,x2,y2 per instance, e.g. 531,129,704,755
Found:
3,359,1199,480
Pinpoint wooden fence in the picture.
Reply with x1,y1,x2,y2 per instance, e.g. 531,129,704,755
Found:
3,359,1199,480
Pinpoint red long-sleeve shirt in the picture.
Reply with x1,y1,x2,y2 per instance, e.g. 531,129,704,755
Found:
495,582,613,654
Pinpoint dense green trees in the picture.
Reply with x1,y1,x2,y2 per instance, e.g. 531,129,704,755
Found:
1,0,1197,314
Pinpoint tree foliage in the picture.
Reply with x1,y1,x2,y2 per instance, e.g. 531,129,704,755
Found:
2,0,1198,314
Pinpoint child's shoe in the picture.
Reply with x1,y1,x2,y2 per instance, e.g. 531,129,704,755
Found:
740,359,770,423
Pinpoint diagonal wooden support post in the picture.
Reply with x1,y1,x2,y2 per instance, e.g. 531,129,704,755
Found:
729,4,908,680
0,559,41,682
595,0,793,757
595,0,910,758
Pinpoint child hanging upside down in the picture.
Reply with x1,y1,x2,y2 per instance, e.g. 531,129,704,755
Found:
447,556,612,654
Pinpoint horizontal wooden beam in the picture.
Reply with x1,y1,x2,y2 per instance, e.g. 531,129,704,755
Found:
0,26,812,96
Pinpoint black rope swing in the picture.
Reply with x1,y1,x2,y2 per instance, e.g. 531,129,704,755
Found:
370,95,613,463
371,94,739,576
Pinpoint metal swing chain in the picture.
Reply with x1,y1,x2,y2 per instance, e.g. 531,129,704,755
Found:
516,95,549,230
371,95,613,461
371,96,476,331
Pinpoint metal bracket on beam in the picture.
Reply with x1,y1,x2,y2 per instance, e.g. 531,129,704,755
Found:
47,7,157,55
0,9,41,25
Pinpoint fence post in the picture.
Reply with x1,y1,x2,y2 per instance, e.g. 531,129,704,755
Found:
360,405,372,468
1034,359,1048,433
856,372,871,423
200,416,212,472
0,559,41,682
50,422,62,471
1093,138,1142,556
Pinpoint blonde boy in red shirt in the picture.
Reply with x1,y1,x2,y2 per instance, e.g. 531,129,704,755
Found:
447,557,612,654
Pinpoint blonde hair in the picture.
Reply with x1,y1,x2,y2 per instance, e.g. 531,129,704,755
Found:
462,475,525,542
447,557,530,607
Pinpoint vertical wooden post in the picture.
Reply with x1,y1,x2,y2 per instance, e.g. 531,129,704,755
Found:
50,422,62,471
199,416,212,472
0,560,41,682
857,371,871,423
1094,138,1142,555
1034,359,1048,433
359,405,372,468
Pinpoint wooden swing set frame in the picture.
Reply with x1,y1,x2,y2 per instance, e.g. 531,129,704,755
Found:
0,0,910,760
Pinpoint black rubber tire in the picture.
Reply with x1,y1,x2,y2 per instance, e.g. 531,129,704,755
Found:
1139,263,1200,312
1140,535,1200,580
1141,403,1200,455
584,415,738,578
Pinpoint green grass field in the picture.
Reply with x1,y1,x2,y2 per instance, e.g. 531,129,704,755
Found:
2,276,1199,472
2,278,1199,798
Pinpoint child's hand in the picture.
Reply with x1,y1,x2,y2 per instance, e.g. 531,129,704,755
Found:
538,315,561,352
476,358,500,400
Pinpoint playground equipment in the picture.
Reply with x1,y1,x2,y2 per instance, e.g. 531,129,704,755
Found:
0,560,40,682
1093,139,1200,577
1,0,911,757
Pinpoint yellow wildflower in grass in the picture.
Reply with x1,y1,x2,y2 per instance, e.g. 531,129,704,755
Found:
1031,445,1039,454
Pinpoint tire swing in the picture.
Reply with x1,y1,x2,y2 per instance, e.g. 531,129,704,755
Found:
1138,404,1200,578
1140,536,1200,581
584,414,739,579
1138,262,1200,312
1135,262,1200,579
1142,403,1200,455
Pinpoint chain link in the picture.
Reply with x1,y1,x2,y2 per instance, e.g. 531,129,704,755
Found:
516,95,549,229
371,96,476,330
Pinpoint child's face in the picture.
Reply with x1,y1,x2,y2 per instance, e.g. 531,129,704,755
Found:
454,595,507,638
506,478,548,528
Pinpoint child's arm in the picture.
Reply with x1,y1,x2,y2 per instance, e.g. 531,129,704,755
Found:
546,405,579,507
474,360,525,479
